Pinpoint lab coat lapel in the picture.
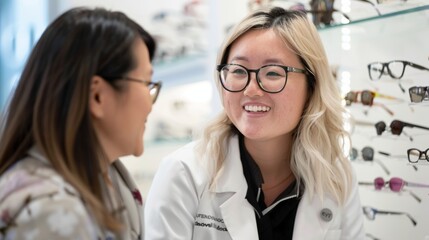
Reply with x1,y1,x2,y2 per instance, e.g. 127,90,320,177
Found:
293,191,337,240
214,135,259,240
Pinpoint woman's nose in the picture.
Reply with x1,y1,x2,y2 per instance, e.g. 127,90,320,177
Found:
243,73,263,97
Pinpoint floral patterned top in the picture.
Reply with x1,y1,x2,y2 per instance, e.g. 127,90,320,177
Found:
0,147,144,240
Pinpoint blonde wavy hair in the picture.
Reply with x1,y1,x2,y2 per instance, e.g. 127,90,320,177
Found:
197,7,352,205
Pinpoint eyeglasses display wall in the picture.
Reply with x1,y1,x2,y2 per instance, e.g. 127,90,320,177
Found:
318,5,429,240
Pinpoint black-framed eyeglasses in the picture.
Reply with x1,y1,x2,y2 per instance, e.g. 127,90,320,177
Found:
216,63,309,93
368,60,429,93
362,206,417,226
407,148,429,163
368,60,429,80
107,76,162,104
375,120,429,141
349,146,390,175
409,86,429,103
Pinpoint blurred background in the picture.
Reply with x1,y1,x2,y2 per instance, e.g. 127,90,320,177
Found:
1,1,428,239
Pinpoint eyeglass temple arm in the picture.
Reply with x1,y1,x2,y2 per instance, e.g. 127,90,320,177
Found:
406,61,429,71
365,233,381,240
375,210,417,226
400,130,414,142
375,92,404,102
402,121,429,131
375,103,394,116
403,189,422,203
406,181,429,188
358,181,374,186
374,159,390,175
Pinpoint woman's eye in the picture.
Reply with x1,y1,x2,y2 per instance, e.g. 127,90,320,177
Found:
231,69,247,75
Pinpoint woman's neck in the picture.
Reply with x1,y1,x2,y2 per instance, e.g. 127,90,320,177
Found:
244,136,293,181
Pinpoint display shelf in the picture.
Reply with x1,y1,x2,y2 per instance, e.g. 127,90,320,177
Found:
318,5,429,240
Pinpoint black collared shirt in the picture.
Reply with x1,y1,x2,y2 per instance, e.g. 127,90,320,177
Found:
239,135,301,240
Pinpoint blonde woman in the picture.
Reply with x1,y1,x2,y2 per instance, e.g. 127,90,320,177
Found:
0,7,161,239
145,7,364,240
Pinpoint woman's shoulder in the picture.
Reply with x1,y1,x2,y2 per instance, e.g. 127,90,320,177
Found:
0,156,80,202
0,157,94,236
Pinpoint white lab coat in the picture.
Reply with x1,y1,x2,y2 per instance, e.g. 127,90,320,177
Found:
144,135,365,240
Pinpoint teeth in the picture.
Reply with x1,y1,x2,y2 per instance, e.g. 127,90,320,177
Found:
244,105,271,112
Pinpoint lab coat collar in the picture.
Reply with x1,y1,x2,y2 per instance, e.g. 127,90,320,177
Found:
213,134,246,194
211,135,259,240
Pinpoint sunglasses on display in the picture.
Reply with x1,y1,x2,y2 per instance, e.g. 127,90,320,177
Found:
359,177,429,202
362,206,417,226
349,147,390,175
409,86,429,103
344,90,402,116
367,60,429,93
375,120,429,141
407,148,429,163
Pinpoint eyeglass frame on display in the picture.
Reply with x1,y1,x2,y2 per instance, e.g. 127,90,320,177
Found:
216,63,310,94
349,146,390,175
344,90,403,115
103,76,162,104
409,86,429,103
359,177,429,203
367,60,429,93
407,148,429,163
375,120,429,141
362,206,417,226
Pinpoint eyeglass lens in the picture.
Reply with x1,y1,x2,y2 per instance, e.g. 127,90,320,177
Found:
360,91,375,105
407,148,429,163
368,61,405,80
219,64,287,93
390,120,404,135
345,91,375,106
349,147,374,161
149,85,160,103
409,86,429,103
375,121,386,135
363,207,376,220
374,177,404,192
362,147,374,161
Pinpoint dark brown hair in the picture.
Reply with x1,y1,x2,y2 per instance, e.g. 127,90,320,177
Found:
0,7,156,231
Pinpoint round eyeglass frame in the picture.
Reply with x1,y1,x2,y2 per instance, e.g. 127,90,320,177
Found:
216,63,309,93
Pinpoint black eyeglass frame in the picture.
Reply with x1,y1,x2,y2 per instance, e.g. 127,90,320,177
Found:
216,63,309,94
104,76,162,103
368,60,429,81
409,86,429,103
407,148,429,163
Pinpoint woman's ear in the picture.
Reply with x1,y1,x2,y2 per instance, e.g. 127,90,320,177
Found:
89,75,109,119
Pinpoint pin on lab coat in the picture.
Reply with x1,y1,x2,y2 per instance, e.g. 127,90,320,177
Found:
144,135,365,240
